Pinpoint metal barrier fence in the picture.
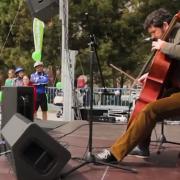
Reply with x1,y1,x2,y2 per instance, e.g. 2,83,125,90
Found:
46,87,58,104
46,87,141,109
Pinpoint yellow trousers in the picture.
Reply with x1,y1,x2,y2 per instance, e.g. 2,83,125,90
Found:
111,92,180,161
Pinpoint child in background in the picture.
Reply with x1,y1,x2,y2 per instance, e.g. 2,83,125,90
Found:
5,69,15,86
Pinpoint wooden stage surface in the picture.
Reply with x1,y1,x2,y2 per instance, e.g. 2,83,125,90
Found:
0,120,180,180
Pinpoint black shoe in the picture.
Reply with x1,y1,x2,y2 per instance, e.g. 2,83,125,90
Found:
129,146,150,159
56,111,61,118
56,113,60,118
95,149,117,163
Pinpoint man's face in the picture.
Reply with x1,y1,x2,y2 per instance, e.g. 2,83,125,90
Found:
35,65,43,72
147,23,169,40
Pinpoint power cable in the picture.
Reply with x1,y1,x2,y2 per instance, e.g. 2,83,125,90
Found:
0,150,11,156
0,0,23,57
55,123,89,140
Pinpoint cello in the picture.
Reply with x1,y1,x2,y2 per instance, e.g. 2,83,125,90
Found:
128,12,180,126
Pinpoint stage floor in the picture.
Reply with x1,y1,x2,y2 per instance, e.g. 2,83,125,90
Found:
0,120,180,180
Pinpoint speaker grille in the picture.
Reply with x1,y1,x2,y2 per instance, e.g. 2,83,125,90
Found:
22,141,55,174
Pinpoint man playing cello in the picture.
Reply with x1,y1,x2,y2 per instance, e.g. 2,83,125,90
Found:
95,8,180,163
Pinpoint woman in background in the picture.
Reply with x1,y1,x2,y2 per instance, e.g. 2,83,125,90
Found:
22,74,37,115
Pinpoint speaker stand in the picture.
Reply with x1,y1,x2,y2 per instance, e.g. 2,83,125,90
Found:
61,152,136,179
157,121,180,154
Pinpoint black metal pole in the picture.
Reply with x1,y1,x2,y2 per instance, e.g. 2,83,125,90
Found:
88,47,94,154
60,12,137,179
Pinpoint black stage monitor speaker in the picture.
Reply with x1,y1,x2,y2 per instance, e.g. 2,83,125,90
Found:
25,0,59,22
1,86,34,129
1,113,71,180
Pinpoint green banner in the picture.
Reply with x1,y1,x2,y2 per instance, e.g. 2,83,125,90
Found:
32,18,45,61
0,91,2,103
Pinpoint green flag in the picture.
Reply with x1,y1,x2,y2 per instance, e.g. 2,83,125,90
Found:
32,18,45,61
0,91,2,103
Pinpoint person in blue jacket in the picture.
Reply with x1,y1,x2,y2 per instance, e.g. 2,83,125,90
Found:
30,61,48,120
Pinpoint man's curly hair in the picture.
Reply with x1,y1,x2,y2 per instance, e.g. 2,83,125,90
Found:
144,8,172,30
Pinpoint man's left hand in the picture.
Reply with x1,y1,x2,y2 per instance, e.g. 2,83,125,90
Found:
152,39,165,51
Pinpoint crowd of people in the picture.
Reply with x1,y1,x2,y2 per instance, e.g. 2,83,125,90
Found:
3,61,49,120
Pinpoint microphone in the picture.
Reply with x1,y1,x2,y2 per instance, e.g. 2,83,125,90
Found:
85,12,89,22
144,37,152,42
143,37,157,42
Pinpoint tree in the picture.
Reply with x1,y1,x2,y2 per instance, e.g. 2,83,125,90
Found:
0,0,62,75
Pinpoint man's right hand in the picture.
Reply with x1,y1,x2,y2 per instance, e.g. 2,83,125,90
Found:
137,73,148,85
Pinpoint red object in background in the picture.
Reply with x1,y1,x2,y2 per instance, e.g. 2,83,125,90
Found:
77,75,87,88
77,78,85,88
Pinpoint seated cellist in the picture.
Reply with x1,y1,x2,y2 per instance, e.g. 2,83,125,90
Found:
95,8,180,163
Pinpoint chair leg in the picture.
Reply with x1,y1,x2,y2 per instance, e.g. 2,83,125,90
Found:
157,133,166,154
156,121,165,154
157,120,180,154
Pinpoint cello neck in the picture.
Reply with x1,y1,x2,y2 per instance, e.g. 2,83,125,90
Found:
162,12,180,40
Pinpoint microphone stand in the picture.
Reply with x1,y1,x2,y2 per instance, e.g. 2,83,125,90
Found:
60,13,137,179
